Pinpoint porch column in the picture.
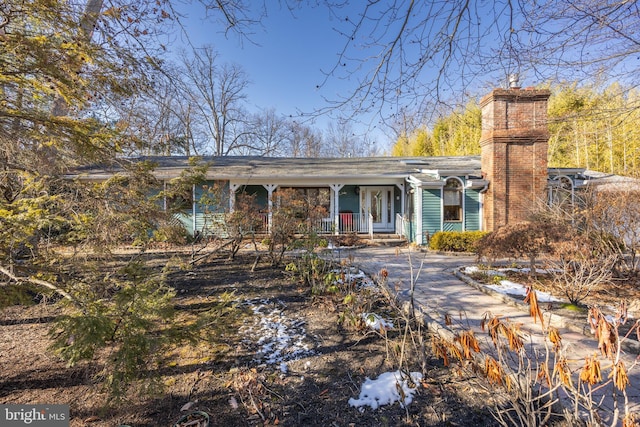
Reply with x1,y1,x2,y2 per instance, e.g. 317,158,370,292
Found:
263,184,278,233
395,182,405,217
439,186,444,234
163,181,167,211
229,183,241,211
329,184,344,235
395,182,406,238
415,185,423,244
192,183,197,236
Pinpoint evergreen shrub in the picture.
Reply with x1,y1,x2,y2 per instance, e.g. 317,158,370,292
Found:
429,231,488,252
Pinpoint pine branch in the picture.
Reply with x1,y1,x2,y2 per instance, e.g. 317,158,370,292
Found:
0,265,74,302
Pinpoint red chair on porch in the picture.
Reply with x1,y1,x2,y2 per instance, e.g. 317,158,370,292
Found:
339,210,353,233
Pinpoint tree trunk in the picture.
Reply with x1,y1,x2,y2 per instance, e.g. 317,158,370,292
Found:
52,0,104,116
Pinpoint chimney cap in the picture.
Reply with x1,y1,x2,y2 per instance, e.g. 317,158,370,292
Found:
508,73,520,89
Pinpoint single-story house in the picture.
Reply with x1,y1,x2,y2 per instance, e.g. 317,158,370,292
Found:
73,86,603,245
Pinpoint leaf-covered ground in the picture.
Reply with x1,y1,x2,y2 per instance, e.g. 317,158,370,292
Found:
0,250,501,426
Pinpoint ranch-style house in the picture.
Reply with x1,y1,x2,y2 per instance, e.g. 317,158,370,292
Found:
74,87,596,245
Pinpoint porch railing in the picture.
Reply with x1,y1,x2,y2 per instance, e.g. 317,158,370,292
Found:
257,212,366,234
314,213,368,234
254,212,410,236
395,213,407,238
193,211,411,237
259,213,269,231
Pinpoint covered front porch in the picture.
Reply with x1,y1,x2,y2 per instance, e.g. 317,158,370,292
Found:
231,182,407,237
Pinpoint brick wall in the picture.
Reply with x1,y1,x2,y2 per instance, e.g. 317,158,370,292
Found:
480,88,550,231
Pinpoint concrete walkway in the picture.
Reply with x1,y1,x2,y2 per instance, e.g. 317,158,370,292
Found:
331,245,640,425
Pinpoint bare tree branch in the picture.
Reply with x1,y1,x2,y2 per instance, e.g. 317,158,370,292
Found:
308,0,640,127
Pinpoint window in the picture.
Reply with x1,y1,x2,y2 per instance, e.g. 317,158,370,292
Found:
278,187,330,219
550,176,573,206
443,178,463,221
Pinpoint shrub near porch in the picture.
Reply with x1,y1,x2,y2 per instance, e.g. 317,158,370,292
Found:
429,231,488,252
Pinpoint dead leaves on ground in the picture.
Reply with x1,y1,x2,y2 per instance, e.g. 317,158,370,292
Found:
225,367,281,426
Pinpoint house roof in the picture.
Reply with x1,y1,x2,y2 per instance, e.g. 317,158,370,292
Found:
74,155,632,191
71,155,484,185
582,170,640,191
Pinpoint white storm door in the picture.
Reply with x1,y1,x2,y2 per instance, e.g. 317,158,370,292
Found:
361,187,394,231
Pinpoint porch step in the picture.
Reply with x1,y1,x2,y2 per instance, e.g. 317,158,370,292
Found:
362,234,407,247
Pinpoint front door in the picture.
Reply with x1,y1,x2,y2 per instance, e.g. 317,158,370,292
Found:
360,186,394,231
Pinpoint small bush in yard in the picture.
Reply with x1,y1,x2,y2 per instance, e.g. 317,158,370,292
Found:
429,231,488,252
152,223,189,245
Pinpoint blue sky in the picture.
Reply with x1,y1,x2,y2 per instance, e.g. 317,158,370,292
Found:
167,2,517,151
172,3,372,137
165,1,640,156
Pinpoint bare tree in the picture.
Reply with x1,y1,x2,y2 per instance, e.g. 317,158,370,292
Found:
179,46,251,156
181,1,640,131
476,221,566,275
314,1,514,122
311,1,640,124
581,187,640,277
286,121,324,157
547,247,617,305
323,119,377,157
235,109,290,156
194,0,267,40
115,68,203,156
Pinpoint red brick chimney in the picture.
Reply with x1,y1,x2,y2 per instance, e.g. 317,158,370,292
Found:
480,87,551,231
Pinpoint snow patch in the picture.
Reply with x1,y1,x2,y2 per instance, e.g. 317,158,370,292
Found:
362,313,394,331
349,371,423,411
332,268,375,288
241,299,315,368
486,280,562,302
463,266,505,277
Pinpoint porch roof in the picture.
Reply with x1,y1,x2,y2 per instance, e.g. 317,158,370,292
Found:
71,155,483,183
